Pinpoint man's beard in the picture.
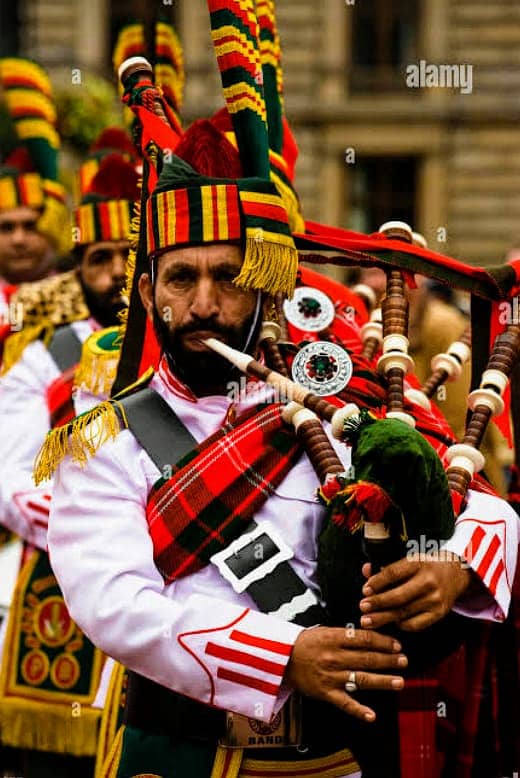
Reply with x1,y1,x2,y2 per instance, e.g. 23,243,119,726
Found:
80,278,126,327
152,303,260,394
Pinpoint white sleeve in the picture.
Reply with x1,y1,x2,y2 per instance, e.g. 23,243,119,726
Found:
0,340,58,548
48,431,303,723
442,488,520,621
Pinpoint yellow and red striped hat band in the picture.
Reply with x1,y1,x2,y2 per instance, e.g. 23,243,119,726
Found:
146,183,242,257
74,200,133,246
0,172,45,210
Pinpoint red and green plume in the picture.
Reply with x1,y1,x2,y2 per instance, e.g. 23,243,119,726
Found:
76,126,138,199
0,58,71,255
73,129,140,247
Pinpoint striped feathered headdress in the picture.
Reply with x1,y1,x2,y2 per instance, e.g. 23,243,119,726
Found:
0,58,71,255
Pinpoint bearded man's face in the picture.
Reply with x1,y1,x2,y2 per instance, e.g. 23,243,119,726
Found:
78,240,129,327
138,243,258,392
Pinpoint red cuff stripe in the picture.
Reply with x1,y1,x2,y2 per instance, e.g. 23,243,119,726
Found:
206,642,285,676
217,667,279,696
230,629,292,656
463,525,485,565
488,559,505,596
477,534,501,580
27,501,50,516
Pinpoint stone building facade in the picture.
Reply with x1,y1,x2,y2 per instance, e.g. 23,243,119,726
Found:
3,0,520,267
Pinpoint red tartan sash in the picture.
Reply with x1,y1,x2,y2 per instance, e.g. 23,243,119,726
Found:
145,403,301,583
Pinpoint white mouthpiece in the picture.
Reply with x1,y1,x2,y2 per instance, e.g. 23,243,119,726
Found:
204,338,253,373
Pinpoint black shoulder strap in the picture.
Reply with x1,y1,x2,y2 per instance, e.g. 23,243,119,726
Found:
48,325,83,373
118,384,323,628
118,386,197,472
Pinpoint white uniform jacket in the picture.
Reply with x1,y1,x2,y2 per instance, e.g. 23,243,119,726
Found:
0,319,97,549
48,359,519,728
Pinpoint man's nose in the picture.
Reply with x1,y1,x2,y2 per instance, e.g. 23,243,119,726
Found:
11,225,29,246
110,252,127,281
189,279,220,319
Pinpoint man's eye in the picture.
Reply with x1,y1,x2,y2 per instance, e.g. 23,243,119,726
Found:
217,271,237,284
168,272,195,284
89,252,111,265
0,223,13,234
23,221,38,233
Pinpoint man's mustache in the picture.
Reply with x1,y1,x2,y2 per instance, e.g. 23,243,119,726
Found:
176,320,236,339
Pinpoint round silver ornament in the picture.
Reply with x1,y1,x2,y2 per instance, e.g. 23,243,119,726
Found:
283,287,335,332
291,341,353,396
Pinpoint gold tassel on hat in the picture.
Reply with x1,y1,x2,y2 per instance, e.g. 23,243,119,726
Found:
235,231,298,298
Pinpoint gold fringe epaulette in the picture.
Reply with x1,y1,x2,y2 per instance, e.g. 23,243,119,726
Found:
1,320,54,375
33,367,155,484
12,269,89,329
33,401,127,484
74,326,121,397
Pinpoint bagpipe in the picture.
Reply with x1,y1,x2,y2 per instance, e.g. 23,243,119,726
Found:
116,21,520,776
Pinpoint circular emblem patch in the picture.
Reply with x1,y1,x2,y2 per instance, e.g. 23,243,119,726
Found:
283,287,335,332
248,712,282,735
21,649,49,686
291,341,353,396
34,596,75,647
50,653,80,690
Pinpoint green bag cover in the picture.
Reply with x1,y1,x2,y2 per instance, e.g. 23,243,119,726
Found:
318,415,460,669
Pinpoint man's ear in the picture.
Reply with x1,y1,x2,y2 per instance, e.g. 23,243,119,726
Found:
138,272,154,321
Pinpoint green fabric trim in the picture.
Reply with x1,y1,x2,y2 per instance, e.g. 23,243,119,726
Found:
96,329,121,352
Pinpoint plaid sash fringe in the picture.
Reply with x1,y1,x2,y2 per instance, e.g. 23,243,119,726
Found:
146,403,301,583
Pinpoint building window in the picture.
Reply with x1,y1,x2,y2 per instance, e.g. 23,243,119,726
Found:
345,156,418,234
349,0,419,93
0,0,20,56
